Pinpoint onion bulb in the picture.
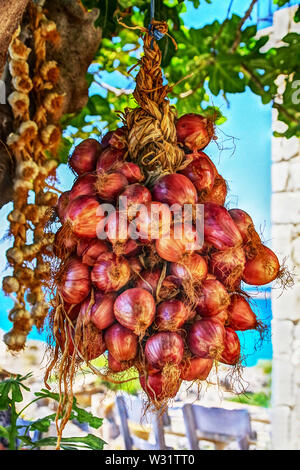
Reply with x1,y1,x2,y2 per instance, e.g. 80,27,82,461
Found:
152,173,198,206
180,356,213,381
65,195,105,239
220,328,241,365
69,138,101,175
187,319,225,359
114,288,156,336
176,113,215,150
145,331,184,369
209,246,246,290
105,323,138,362
139,373,180,401
242,244,280,285
59,257,91,304
204,203,242,250
196,279,230,317
91,253,131,292
180,156,215,195
155,299,189,331
227,294,258,331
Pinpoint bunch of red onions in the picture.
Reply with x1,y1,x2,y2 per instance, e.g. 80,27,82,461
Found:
53,113,280,405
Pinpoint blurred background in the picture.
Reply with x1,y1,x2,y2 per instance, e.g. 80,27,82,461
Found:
0,0,299,450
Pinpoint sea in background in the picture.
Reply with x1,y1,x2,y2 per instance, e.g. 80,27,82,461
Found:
0,286,272,367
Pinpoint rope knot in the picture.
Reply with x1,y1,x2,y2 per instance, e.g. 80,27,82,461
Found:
148,20,167,43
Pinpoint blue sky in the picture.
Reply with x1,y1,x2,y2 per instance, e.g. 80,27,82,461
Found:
0,0,294,353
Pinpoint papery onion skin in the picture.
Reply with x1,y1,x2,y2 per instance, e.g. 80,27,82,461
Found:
220,328,241,365
96,171,128,202
114,288,156,336
155,299,189,331
78,239,109,266
204,203,242,251
59,257,91,304
119,183,152,219
196,279,230,317
140,373,180,401
115,162,144,183
89,292,116,330
108,352,131,372
209,246,246,290
180,357,213,381
210,309,228,326
54,227,77,256
104,210,129,245
187,319,225,359
65,195,105,239
135,269,161,295
101,128,127,150
180,157,215,194
69,138,102,175
152,173,198,206
105,323,138,362
227,295,258,331
201,175,227,206
123,239,141,257
69,173,97,200
96,147,126,172
156,224,200,262
128,257,143,275
242,244,280,286
57,191,70,222
176,113,215,150
131,201,171,242
170,253,207,283
228,209,256,244
91,253,131,292
145,331,184,369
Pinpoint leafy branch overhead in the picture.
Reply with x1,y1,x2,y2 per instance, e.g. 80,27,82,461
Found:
64,0,300,142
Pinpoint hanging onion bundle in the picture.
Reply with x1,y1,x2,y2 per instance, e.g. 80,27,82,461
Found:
43,17,285,448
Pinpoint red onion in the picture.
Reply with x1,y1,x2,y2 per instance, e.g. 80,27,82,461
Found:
96,147,125,172
160,275,181,301
77,239,108,266
65,195,105,239
155,223,199,262
96,171,128,202
209,246,246,290
128,257,143,275
89,292,116,330
145,332,184,370
180,357,213,381
69,173,97,200
193,151,218,176
176,113,215,150
170,253,207,283
130,201,171,241
59,257,91,304
115,162,144,183
108,352,131,372
105,323,137,362
135,269,160,294
114,287,156,336
187,319,225,359
210,309,228,326
104,210,129,245
123,239,141,257
220,328,240,365
140,372,180,401
101,128,127,150
243,244,280,285
57,190,70,222
152,173,198,206
227,295,258,330
228,208,257,244
119,184,152,215
155,299,189,331
196,279,230,317
204,203,242,250
91,253,131,292
180,157,215,194
202,175,227,205
69,138,101,175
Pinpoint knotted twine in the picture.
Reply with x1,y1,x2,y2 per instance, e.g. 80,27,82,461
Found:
124,20,187,181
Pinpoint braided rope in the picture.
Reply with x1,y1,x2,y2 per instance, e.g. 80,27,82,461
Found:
124,21,186,181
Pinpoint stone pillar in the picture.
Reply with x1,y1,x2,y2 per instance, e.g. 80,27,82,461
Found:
270,7,300,451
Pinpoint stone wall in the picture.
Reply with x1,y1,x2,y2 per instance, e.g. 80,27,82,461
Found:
269,6,300,451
